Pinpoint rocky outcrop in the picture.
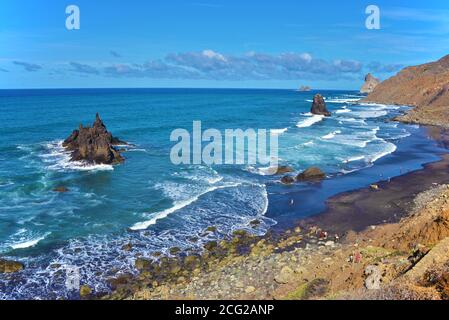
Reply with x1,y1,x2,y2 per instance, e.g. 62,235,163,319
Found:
310,94,331,116
296,167,326,182
63,113,126,164
275,166,294,175
360,73,380,94
0,259,24,273
53,186,69,193
299,86,311,92
281,176,295,185
363,54,449,127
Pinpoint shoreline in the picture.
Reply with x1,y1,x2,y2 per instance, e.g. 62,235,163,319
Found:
299,127,449,236
103,124,449,300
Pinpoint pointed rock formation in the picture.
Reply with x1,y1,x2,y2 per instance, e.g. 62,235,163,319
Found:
63,113,126,164
310,94,331,116
360,73,380,94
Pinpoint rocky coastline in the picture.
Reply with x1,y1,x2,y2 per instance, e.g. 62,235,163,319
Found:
100,57,449,301
97,125,449,301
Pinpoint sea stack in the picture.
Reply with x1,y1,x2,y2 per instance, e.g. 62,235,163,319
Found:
310,94,331,116
63,113,126,165
360,73,380,94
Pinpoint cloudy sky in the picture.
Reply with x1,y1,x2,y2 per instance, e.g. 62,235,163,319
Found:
1,0,449,89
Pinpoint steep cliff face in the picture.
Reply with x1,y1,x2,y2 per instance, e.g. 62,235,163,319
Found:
360,73,380,94
364,55,449,127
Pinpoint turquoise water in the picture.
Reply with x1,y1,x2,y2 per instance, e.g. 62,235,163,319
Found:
0,88,446,299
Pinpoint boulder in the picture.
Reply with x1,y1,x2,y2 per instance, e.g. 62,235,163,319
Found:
275,166,295,175
364,265,382,290
0,259,24,273
360,73,381,94
310,94,331,116
299,85,311,92
53,186,69,193
274,266,295,284
296,167,326,182
79,285,92,298
63,113,126,165
281,176,296,185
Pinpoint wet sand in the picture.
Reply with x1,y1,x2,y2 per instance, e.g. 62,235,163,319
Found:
300,127,449,236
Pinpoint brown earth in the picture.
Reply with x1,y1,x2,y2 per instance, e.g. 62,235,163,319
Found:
364,54,449,128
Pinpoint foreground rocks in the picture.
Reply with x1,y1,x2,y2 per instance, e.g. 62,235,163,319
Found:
0,259,24,273
63,113,126,164
114,184,449,301
310,94,331,116
360,73,380,94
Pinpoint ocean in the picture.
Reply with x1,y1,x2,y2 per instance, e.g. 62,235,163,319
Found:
0,88,446,299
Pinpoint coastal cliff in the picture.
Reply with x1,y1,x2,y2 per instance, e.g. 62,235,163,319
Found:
364,54,449,127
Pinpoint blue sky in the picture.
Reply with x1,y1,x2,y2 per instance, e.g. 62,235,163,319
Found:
1,0,449,89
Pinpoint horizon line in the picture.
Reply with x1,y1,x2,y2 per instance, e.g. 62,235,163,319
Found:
0,86,360,91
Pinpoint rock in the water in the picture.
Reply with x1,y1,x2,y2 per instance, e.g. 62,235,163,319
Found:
310,94,331,116
53,186,69,193
296,167,326,182
299,85,311,92
0,259,24,273
281,176,296,185
63,113,126,165
79,285,92,298
275,166,295,175
360,73,380,94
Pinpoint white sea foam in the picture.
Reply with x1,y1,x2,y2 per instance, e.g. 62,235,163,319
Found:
10,233,50,250
351,110,388,118
358,103,400,110
130,183,242,230
342,155,366,163
270,128,288,135
303,141,314,146
335,108,352,114
296,115,324,128
325,98,360,104
322,130,341,140
368,142,398,163
41,141,114,172
337,117,367,125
